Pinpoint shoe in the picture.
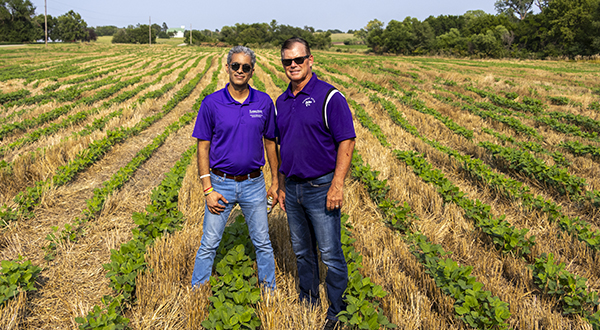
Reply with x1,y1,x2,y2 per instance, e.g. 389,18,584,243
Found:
322,319,340,330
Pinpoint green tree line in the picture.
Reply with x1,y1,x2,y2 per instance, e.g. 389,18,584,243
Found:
1,0,92,42
357,0,600,58
182,20,331,49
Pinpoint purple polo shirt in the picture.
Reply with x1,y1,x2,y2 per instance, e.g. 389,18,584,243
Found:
192,83,276,175
276,73,355,179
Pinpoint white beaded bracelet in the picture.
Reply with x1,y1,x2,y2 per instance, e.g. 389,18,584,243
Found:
199,174,210,179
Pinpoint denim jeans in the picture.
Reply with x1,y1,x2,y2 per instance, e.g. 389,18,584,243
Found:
191,171,276,290
285,172,348,321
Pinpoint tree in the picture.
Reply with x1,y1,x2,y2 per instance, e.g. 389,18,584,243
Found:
56,10,88,42
0,0,38,42
436,28,468,54
363,19,385,53
111,24,156,44
161,22,168,32
84,27,97,41
540,0,600,55
151,23,161,36
95,25,118,36
185,30,213,45
495,0,534,20
312,31,332,49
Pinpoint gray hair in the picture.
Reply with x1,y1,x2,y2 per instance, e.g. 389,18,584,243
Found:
227,45,256,67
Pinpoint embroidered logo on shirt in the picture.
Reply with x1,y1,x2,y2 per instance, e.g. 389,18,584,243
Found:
249,109,263,118
302,97,316,107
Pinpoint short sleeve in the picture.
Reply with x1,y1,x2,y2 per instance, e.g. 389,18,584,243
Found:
191,98,214,141
326,92,356,143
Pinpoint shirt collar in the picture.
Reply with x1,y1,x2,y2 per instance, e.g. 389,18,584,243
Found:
223,83,256,105
283,73,318,100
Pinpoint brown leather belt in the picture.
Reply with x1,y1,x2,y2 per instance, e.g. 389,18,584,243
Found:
211,168,261,182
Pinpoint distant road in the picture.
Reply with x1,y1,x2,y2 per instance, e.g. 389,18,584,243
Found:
0,45,27,48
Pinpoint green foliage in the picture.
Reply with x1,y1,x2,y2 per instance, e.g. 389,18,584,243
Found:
56,10,88,42
0,0,40,42
409,234,511,329
396,150,535,256
112,25,156,44
560,140,600,159
480,141,587,196
0,89,30,104
338,215,396,329
251,75,266,93
349,98,512,328
0,256,42,307
530,253,599,318
75,295,129,330
256,62,287,92
548,95,570,105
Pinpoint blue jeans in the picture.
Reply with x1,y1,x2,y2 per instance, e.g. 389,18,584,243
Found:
191,171,276,290
285,172,348,321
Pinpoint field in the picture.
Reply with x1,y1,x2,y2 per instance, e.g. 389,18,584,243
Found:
0,43,599,330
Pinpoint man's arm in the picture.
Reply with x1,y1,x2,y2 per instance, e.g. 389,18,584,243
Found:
326,138,355,211
264,137,279,206
197,139,228,214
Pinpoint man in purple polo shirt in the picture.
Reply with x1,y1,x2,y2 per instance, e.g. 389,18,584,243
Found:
275,37,356,330
190,45,278,291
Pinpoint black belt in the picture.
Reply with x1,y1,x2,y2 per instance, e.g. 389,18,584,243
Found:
211,168,261,182
288,171,333,183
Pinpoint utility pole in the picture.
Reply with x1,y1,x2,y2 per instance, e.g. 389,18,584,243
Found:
44,0,48,47
149,16,151,45
190,23,192,45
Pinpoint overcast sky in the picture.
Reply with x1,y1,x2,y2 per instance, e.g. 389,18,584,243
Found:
30,0,497,31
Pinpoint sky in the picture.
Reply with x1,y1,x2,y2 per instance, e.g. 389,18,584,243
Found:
30,0,497,32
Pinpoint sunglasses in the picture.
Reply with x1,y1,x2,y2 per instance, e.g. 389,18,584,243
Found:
230,62,253,73
281,54,310,67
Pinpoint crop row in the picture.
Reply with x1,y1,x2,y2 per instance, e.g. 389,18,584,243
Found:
0,53,124,82
0,57,186,140
431,87,600,166
0,54,216,320
78,64,221,329
0,75,122,125
365,77,600,212
256,62,287,92
78,143,198,329
1,56,151,110
351,150,510,329
480,127,571,168
41,56,146,93
338,214,396,329
463,85,600,142
431,88,544,141
0,76,142,140
480,141,600,208
0,56,214,225
46,58,218,253
348,77,600,325
366,84,600,252
352,98,534,256
0,56,196,157
341,85,513,328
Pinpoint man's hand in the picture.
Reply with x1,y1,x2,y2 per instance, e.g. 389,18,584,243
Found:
326,182,344,211
277,188,286,212
206,191,228,214
267,185,278,207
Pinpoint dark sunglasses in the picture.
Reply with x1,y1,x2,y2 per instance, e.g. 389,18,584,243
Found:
230,62,253,73
281,54,310,66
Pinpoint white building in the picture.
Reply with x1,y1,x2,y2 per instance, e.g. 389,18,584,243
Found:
166,26,185,38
